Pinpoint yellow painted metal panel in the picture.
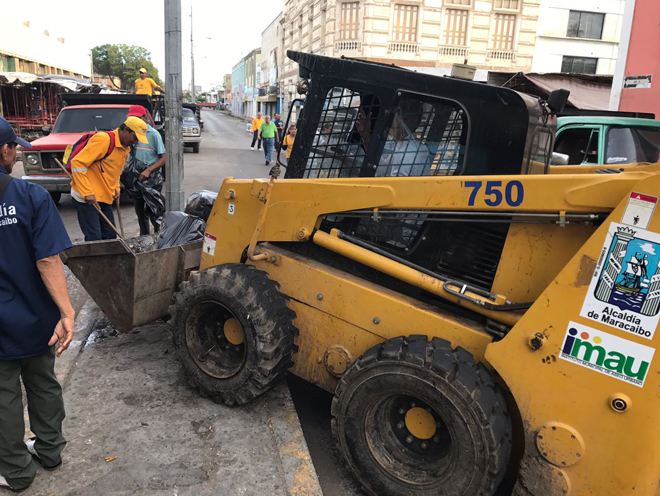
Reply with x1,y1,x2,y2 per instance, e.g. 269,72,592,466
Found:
487,175,660,495
492,224,596,302
250,245,494,392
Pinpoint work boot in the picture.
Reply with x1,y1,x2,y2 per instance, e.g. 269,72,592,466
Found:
25,439,61,472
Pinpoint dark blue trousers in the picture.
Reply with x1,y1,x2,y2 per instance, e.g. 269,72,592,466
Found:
71,199,117,242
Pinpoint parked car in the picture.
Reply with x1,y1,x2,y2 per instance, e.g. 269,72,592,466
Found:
22,94,158,203
182,107,201,153
554,116,660,166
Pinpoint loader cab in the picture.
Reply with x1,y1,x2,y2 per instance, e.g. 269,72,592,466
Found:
283,51,554,180
276,52,561,300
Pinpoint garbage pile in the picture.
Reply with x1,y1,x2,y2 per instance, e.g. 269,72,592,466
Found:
157,212,206,249
121,190,217,253
184,190,217,222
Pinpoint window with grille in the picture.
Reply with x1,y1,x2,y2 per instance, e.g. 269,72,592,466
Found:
392,4,419,42
561,56,598,74
567,11,604,39
304,87,381,179
492,14,516,50
494,0,518,9
445,0,471,5
340,2,359,39
443,9,469,46
376,93,467,177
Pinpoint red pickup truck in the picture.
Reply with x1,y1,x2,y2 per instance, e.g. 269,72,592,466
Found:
22,94,160,203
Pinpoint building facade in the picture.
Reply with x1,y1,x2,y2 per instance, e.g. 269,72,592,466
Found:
223,73,232,106
532,0,625,74
231,59,245,116
0,20,90,78
244,48,261,119
610,0,660,117
279,0,541,122
259,13,283,119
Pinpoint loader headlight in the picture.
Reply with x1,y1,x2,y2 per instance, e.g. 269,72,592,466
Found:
26,153,40,166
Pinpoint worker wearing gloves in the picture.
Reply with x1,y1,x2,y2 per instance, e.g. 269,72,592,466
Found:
70,117,148,241
122,105,166,235
0,117,74,492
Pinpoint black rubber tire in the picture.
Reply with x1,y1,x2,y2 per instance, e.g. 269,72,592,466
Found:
332,335,511,496
170,264,298,406
49,192,61,204
192,143,200,153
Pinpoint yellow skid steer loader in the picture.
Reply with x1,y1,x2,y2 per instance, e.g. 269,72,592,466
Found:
164,52,660,494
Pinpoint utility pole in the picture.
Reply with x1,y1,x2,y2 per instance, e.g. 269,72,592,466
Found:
190,4,195,102
164,0,184,211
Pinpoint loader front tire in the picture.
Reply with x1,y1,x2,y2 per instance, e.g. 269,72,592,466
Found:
170,264,298,406
332,335,511,496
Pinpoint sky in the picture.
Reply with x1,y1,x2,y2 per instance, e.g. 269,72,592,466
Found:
14,0,283,91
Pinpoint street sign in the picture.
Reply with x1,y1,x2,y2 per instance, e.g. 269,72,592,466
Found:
624,75,652,89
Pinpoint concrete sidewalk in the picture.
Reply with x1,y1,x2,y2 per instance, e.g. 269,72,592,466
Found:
21,279,322,496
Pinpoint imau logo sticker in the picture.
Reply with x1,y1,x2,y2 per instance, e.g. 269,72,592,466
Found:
560,322,655,387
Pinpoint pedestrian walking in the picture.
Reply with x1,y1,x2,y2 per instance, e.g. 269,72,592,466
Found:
259,115,278,166
0,117,75,492
70,117,148,241
123,105,166,235
250,112,264,151
281,124,297,163
273,113,284,152
134,68,165,96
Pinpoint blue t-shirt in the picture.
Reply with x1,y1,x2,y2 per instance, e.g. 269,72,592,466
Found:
0,167,72,360
134,124,165,166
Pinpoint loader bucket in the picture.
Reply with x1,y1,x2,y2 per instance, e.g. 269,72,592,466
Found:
62,238,202,332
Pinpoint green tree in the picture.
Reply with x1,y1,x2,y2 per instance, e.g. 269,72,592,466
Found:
92,44,162,91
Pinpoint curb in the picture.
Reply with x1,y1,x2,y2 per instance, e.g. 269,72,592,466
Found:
266,382,324,496
57,298,103,391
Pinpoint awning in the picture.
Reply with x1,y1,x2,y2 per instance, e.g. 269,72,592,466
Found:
487,72,613,110
0,72,100,92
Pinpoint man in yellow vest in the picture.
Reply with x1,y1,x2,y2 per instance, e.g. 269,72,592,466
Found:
70,117,149,241
250,112,264,151
134,68,165,96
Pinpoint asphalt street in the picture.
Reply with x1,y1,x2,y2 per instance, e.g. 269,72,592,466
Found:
12,110,363,496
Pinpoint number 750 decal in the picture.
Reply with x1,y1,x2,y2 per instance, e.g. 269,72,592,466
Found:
465,180,524,207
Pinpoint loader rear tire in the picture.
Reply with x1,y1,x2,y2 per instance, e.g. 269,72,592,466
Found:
170,264,298,406
332,335,511,496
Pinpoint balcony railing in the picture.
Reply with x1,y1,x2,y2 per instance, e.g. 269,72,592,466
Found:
438,46,469,59
388,42,420,54
335,40,362,52
487,50,517,62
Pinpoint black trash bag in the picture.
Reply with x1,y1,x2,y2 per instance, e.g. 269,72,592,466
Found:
121,155,166,220
184,190,218,222
156,211,206,249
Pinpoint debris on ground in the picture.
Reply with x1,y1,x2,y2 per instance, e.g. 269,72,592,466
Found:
86,318,120,345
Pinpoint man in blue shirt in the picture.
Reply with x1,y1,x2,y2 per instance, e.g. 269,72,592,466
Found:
0,118,75,491
124,105,166,235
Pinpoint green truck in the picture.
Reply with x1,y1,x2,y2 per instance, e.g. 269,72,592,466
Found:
554,116,660,166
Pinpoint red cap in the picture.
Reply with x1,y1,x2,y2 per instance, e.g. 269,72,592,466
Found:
127,105,148,118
